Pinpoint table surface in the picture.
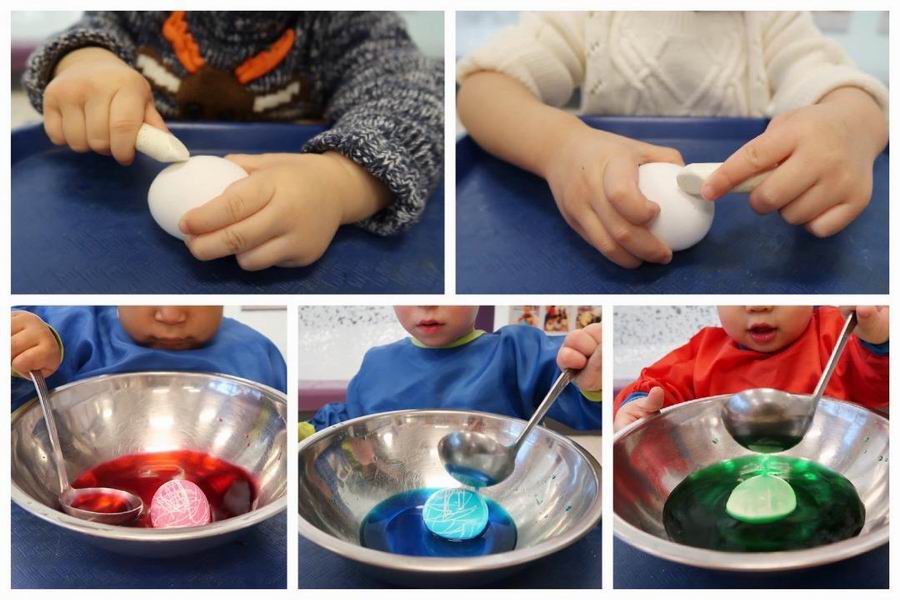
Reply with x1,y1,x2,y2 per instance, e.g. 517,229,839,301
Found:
12,122,443,294
11,503,287,589
614,538,888,589
299,524,601,588
457,116,889,294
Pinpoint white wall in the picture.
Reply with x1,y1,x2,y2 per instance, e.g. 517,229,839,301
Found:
224,306,286,360
614,306,718,387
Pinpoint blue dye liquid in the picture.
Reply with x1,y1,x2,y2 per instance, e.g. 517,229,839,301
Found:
446,464,497,488
359,488,518,557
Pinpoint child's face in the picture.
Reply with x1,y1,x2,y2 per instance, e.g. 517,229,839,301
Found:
717,306,814,353
117,306,224,350
394,306,479,347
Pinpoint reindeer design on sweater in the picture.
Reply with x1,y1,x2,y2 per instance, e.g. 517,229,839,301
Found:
135,11,312,121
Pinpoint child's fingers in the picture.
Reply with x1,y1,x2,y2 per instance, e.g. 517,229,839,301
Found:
591,194,672,264
185,207,279,261
747,156,818,215
144,103,169,133
108,88,146,165
224,153,296,173
11,345,54,375
84,96,112,155
569,209,642,269
603,155,660,226
557,345,589,371
643,387,665,412
180,175,274,236
60,104,89,152
11,329,41,358
636,142,685,167
703,131,794,200
234,237,292,271
43,106,65,145
777,183,836,226
803,202,863,238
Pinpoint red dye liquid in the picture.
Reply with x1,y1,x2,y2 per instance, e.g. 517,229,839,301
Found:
70,450,257,528
70,491,131,514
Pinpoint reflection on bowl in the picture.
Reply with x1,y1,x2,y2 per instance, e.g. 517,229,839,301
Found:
298,409,602,587
614,394,888,571
11,371,287,557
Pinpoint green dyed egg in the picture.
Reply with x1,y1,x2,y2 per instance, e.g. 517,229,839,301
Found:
726,474,797,524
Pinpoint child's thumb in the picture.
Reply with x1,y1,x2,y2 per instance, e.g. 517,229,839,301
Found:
641,387,665,413
144,103,169,133
639,142,685,166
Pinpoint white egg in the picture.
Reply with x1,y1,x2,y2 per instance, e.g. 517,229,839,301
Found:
148,155,248,240
638,162,715,251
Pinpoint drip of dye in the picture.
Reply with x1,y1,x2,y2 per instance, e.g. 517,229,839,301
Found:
663,455,865,552
360,488,517,557
422,488,489,540
70,450,257,528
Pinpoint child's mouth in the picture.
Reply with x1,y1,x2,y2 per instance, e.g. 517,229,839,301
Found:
417,320,444,334
748,324,777,345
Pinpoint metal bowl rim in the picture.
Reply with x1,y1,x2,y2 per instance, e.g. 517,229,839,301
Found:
613,393,889,570
11,370,288,541
298,408,602,574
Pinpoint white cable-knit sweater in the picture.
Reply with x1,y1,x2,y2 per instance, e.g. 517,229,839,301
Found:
458,11,888,118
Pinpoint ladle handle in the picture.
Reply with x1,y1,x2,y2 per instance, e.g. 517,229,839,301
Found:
29,371,71,493
513,368,576,452
677,163,772,195
810,311,858,403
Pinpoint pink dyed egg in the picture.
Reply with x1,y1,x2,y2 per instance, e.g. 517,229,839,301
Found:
149,479,211,528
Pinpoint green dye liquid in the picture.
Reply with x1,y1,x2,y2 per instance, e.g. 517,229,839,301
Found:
663,455,865,552
731,434,803,454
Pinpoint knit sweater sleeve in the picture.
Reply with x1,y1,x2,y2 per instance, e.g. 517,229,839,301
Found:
302,12,444,236
21,12,137,114
457,11,587,108
759,11,888,117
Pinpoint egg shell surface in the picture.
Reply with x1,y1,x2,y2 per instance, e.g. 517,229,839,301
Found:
422,488,489,541
149,479,212,528
148,155,248,240
639,162,715,251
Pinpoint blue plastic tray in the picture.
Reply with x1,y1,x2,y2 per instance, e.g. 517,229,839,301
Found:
299,524,601,588
11,503,286,589
614,538,887,589
457,117,888,293
12,122,443,294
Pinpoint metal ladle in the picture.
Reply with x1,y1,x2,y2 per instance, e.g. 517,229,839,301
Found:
438,368,577,487
722,311,858,453
30,371,143,524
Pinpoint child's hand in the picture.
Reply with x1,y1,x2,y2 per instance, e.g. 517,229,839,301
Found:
702,87,888,237
179,152,391,270
11,312,62,377
842,305,889,345
556,323,602,391
543,125,682,268
43,47,167,165
614,387,664,432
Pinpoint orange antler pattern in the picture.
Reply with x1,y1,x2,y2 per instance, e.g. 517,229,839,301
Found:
162,11,205,74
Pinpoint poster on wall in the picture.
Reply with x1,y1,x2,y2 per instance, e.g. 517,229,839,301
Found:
499,306,602,335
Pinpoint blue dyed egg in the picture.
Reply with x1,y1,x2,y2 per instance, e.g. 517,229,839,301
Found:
422,488,489,541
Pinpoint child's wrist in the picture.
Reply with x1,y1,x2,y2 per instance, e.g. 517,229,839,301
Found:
534,112,590,179
323,151,392,225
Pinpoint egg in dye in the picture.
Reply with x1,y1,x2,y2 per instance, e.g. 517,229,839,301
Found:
149,479,212,528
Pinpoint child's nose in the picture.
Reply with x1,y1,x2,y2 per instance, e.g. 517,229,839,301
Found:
154,307,188,324
746,306,774,313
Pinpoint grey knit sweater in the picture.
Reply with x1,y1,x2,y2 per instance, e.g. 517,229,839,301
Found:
23,11,444,236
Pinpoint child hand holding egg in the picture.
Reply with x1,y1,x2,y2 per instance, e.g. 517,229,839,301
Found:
458,12,888,268
24,12,443,271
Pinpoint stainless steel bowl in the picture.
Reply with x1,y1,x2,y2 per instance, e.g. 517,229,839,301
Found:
614,394,889,571
298,409,602,587
12,372,287,557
